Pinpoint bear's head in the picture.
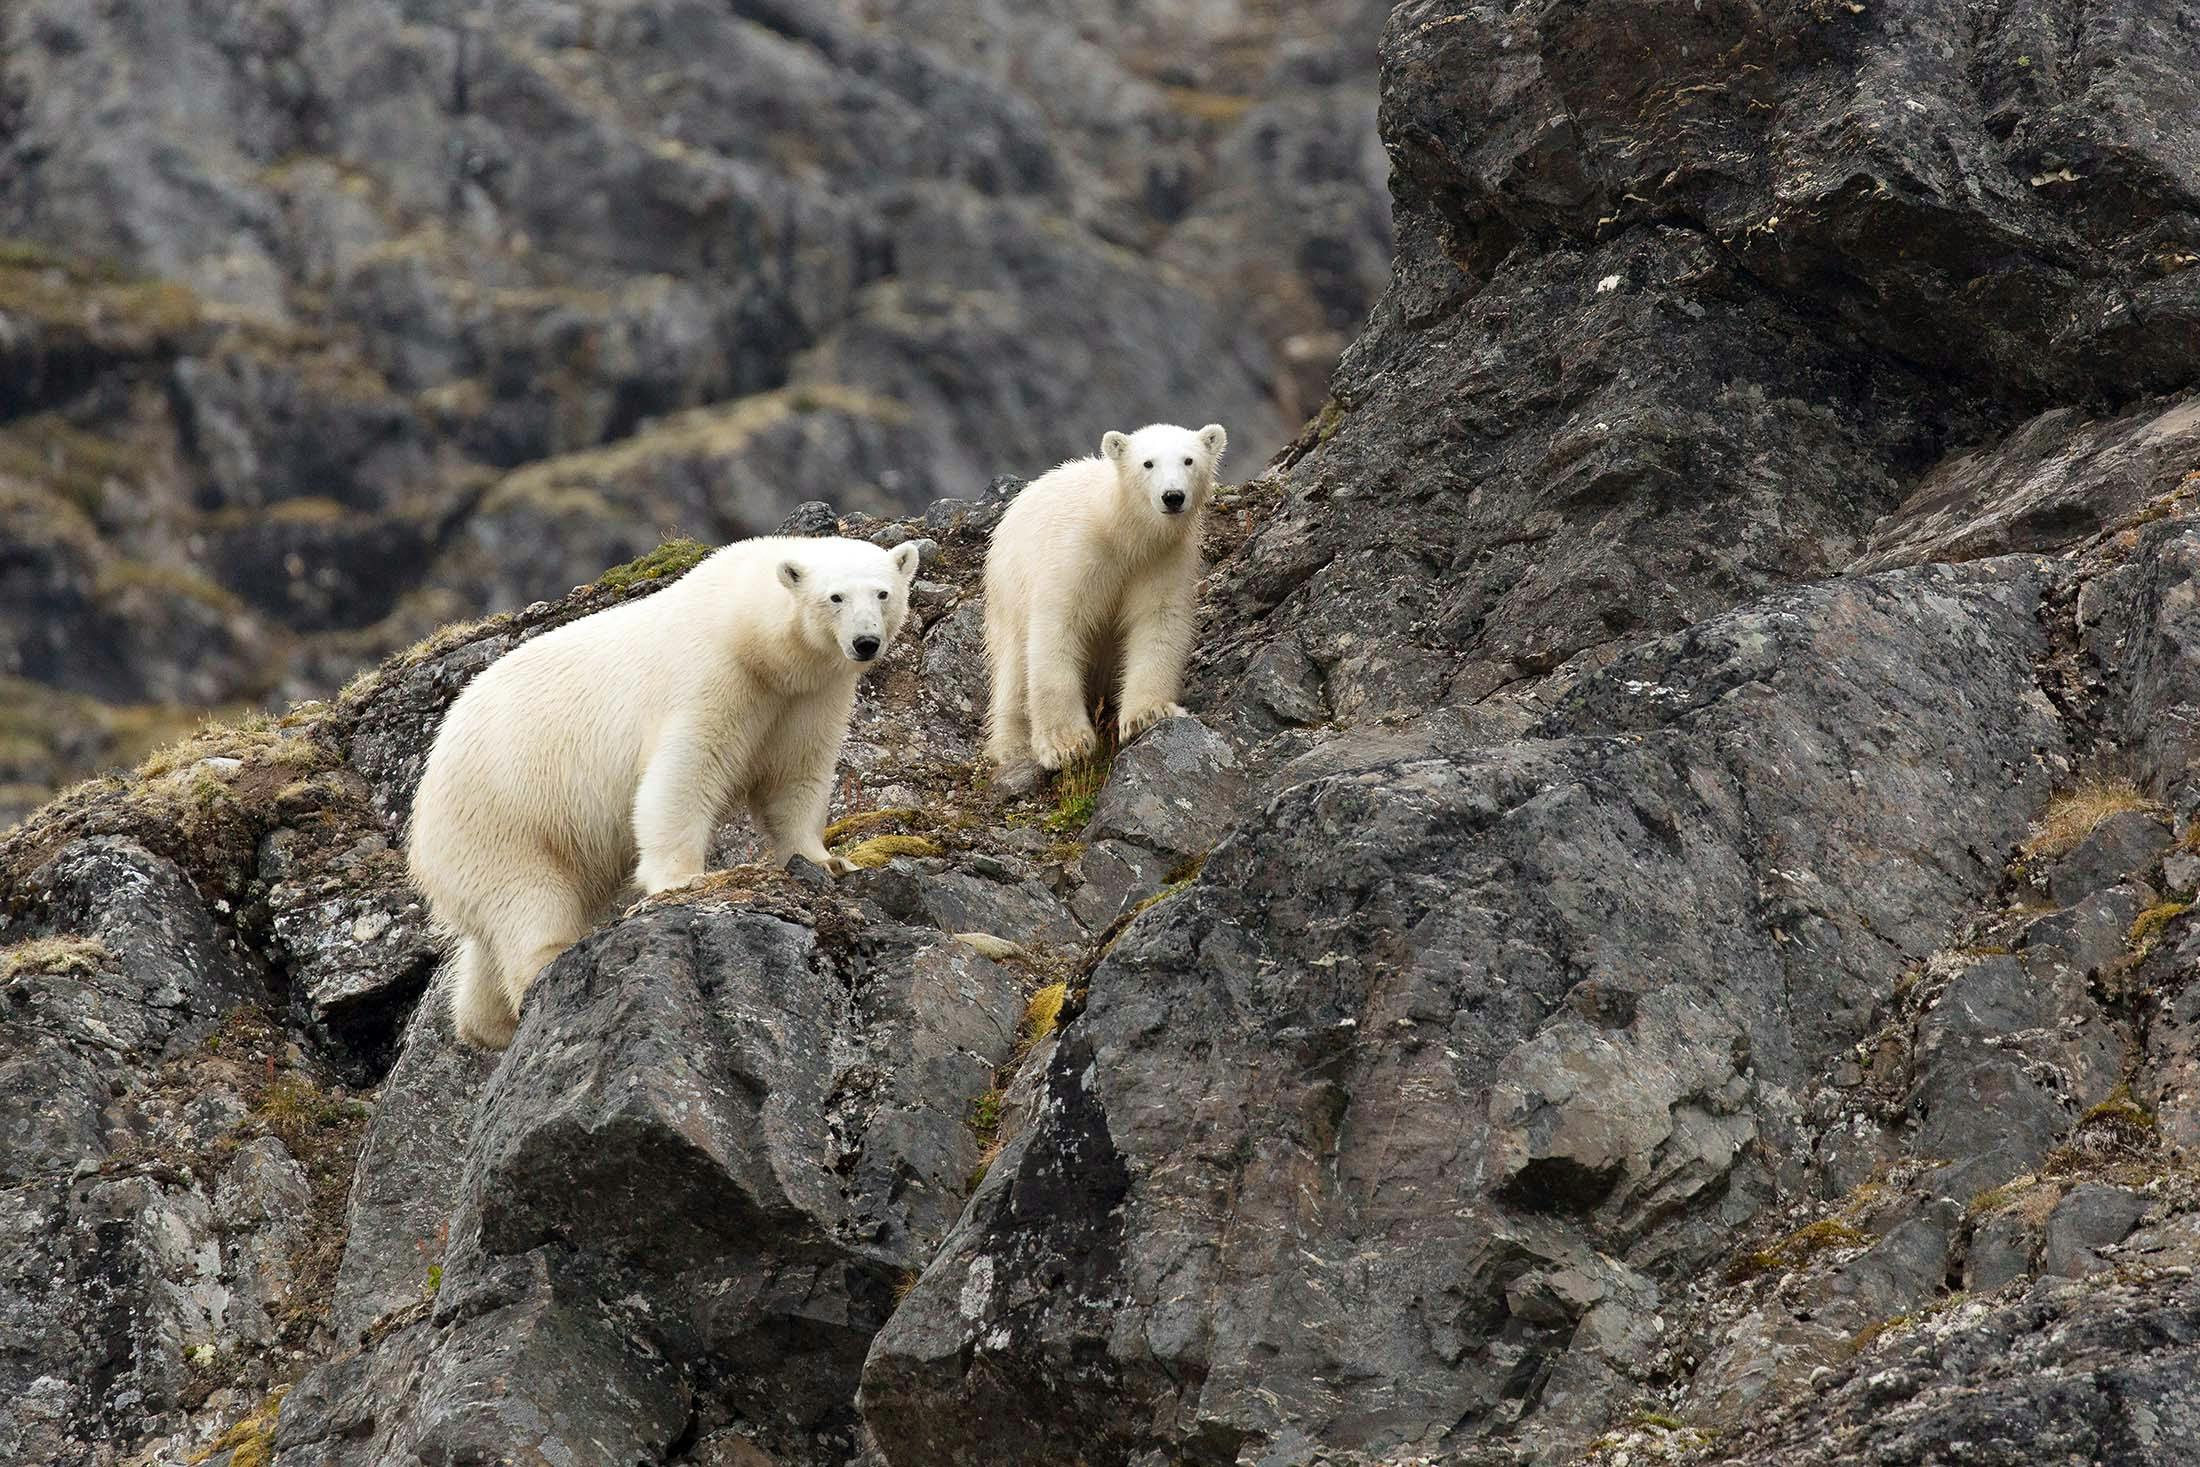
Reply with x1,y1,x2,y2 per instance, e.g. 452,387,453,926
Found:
776,538,921,667
1101,422,1228,524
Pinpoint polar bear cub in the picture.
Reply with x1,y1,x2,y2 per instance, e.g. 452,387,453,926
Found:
408,535,920,1048
983,422,1226,787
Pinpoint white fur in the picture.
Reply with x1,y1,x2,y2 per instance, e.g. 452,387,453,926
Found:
983,422,1226,786
408,535,919,1048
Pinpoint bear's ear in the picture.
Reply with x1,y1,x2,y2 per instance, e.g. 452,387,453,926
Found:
776,560,805,592
1198,423,1228,462
889,541,921,582
1101,430,1130,464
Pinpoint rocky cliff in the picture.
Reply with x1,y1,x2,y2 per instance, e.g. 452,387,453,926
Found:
0,0,1392,823
6,2,2200,1466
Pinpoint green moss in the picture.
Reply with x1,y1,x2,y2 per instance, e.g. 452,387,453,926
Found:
1727,1218,1872,1282
1630,1411,1689,1432
2129,901,2191,955
189,1385,288,1467
595,536,711,593
1311,396,1349,444
1,934,113,979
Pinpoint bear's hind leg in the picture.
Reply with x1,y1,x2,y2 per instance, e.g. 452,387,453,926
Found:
985,634,1040,792
447,935,518,1050
484,883,594,1037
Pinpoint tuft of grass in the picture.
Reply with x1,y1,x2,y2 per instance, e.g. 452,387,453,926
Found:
823,807,924,844
894,1267,921,1303
2128,900,2191,955
594,536,711,593
1043,749,1113,835
968,1088,1004,1148
2043,1084,2162,1176
254,1075,367,1156
188,1385,288,1467
1,934,113,979
2022,777,2158,860
840,834,945,869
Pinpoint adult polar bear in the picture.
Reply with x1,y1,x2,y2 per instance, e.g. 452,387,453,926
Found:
409,535,919,1048
984,422,1226,788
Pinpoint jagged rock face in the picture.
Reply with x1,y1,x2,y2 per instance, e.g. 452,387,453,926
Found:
860,562,2066,1463
0,0,1393,811
4,4,2200,1467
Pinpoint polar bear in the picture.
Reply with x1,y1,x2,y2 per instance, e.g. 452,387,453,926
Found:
408,535,920,1048
983,422,1226,788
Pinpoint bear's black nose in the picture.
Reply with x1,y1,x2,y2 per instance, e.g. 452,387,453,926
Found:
1161,490,1186,512
852,635,881,661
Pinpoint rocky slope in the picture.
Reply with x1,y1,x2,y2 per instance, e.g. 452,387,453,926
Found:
0,0,1392,823
6,1,2200,1466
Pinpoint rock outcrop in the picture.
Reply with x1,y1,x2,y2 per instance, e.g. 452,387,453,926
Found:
5,2,2200,1467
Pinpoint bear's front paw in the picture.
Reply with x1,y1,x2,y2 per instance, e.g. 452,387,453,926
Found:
1118,702,1188,741
822,854,858,877
1033,724,1099,772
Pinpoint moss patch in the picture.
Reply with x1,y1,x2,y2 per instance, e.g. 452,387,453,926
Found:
189,1384,289,1467
595,536,711,593
0,934,114,979
1726,1218,1872,1283
2128,900,2190,955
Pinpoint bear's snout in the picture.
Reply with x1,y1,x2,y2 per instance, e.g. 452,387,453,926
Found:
1161,490,1186,513
851,634,882,661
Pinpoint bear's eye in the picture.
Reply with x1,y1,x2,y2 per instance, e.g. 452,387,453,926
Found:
1143,459,1153,469
1182,456,1193,466
876,590,888,601
829,593,843,604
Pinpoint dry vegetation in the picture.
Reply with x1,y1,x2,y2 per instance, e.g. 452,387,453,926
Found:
2021,776,2159,860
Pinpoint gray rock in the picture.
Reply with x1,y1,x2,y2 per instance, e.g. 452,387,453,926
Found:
277,901,1026,1466
1068,839,1177,930
781,501,843,537
1965,1211,2040,1295
2040,1184,2151,1279
2018,883,2146,979
1855,396,2200,572
1084,716,1249,862
326,969,497,1343
2046,809,2173,905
